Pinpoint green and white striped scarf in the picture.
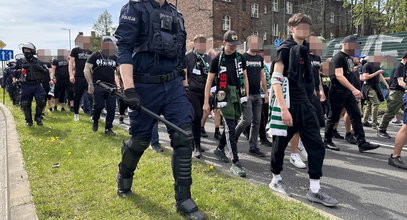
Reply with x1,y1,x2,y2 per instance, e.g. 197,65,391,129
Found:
266,74,290,136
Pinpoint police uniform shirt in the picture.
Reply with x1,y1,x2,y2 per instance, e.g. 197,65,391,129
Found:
115,0,187,75
243,52,264,95
70,47,93,77
362,62,381,86
186,51,211,94
87,51,118,85
389,62,407,91
209,52,247,87
52,59,70,81
331,51,354,91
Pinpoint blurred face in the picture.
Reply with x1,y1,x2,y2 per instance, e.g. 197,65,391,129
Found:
342,42,359,56
76,36,91,50
290,23,311,40
223,42,237,54
194,40,207,54
248,37,261,52
102,41,117,56
320,60,334,76
370,54,383,64
308,36,325,56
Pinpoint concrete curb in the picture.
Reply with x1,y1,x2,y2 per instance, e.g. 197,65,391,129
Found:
0,103,38,220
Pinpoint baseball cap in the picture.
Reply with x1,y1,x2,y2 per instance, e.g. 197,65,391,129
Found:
342,35,360,44
402,51,407,59
223,30,240,45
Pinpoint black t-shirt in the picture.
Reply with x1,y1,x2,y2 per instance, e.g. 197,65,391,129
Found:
70,47,93,77
389,62,407,91
87,51,118,84
362,62,381,86
41,62,51,83
52,59,69,81
209,52,246,87
186,51,212,94
277,48,309,104
309,54,321,91
331,51,354,91
243,52,263,95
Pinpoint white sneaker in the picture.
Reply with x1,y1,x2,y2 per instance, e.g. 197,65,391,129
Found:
290,153,306,169
74,114,79,121
298,141,308,162
269,180,292,196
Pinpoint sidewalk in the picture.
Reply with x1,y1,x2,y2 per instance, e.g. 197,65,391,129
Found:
0,103,37,220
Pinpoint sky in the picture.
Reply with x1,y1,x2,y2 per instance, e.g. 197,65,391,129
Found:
0,0,126,58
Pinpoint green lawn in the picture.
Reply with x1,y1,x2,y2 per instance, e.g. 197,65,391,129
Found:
2,89,327,220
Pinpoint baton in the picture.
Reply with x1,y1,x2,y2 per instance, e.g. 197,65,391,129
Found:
95,80,190,136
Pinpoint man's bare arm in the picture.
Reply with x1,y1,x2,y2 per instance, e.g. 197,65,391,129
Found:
119,64,134,89
397,77,407,89
84,63,94,88
69,56,75,78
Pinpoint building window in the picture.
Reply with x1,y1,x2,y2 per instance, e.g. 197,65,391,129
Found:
272,0,278,12
286,1,293,15
330,12,335,23
264,5,268,14
272,23,279,36
251,3,259,18
263,32,267,40
222,15,231,31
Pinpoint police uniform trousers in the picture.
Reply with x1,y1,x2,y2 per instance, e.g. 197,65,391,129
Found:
20,82,46,123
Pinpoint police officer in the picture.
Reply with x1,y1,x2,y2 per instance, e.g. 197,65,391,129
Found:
11,42,48,127
3,59,19,105
114,0,205,219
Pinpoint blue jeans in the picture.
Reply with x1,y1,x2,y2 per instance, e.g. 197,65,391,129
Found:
93,86,116,129
381,88,390,102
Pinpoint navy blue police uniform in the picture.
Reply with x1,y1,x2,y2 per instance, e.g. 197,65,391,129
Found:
3,61,20,105
114,0,204,219
12,56,48,126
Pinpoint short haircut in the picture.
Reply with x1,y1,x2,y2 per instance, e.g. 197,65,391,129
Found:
288,13,312,27
193,35,207,43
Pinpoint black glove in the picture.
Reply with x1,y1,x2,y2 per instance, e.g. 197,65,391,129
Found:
124,88,142,110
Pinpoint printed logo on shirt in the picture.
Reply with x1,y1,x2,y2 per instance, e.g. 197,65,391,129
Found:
311,60,321,68
78,52,91,60
58,60,68,66
246,61,262,67
347,58,354,74
96,59,117,68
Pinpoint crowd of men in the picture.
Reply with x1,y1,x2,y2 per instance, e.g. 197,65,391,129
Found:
1,0,407,218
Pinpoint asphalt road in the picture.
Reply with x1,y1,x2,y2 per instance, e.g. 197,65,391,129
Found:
111,112,407,220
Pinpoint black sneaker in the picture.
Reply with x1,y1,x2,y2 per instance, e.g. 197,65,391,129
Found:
324,139,340,151
92,121,98,132
53,106,58,111
214,148,229,163
200,127,208,138
214,131,222,140
260,138,273,147
358,142,380,152
377,130,391,139
151,143,164,153
176,199,206,220
34,117,43,126
193,148,202,159
105,129,116,136
345,132,357,145
372,123,378,130
61,107,66,112
362,122,372,127
119,116,124,124
26,122,33,127
333,129,344,139
388,154,407,170
248,148,266,157
49,107,53,112
306,190,339,207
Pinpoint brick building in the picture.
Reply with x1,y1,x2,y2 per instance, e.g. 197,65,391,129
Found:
169,0,351,50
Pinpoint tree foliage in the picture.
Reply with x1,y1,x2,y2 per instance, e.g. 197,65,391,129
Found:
91,10,116,51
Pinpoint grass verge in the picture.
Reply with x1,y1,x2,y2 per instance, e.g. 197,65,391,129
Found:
1,88,327,220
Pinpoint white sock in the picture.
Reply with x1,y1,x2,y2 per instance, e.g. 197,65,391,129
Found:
310,179,321,193
271,174,282,184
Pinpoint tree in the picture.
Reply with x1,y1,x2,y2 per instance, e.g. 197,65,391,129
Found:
91,10,115,51
93,10,114,37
